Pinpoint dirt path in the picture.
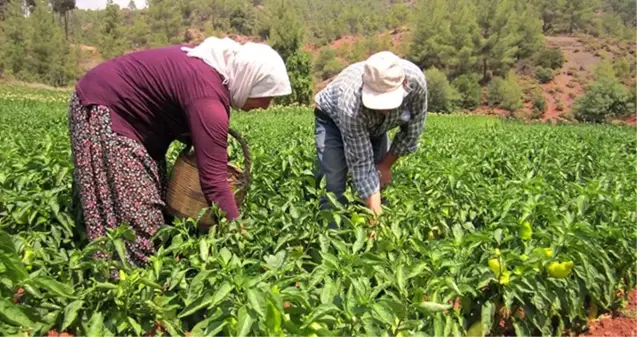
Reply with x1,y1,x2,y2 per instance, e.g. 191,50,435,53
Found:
541,36,601,122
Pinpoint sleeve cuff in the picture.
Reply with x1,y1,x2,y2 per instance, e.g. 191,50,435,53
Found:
355,171,381,199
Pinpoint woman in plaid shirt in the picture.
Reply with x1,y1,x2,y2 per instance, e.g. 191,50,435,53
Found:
314,51,428,222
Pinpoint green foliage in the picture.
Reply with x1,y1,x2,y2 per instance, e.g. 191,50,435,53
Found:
266,0,303,61
535,67,554,84
630,86,637,112
319,58,347,82
276,51,313,106
572,62,634,123
535,47,564,70
487,72,523,112
451,73,481,110
560,0,598,34
1,0,29,79
532,93,547,118
515,3,544,59
266,0,312,106
424,67,460,113
0,0,634,88
99,2,125,60
613,58,631,78
475,0,521,80
147,0,183,47
0,84,635,336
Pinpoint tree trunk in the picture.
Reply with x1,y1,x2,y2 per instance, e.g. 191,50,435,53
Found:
64,11,69,40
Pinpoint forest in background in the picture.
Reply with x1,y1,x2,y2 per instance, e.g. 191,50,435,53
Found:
0,0,635,122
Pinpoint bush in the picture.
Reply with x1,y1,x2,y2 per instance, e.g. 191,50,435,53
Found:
314,48,347,80
630,86,637,113
536,48,565,70
424,67,460,113
613,59,631,78
451,74,481,110
532,94,547,118
275,51,313,106
488,72,523,112
320,58,347,81
572,78,634,123
535,67,554,84
314,48,337,72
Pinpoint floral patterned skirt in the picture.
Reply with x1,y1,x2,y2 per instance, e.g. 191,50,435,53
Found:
68,92,167,268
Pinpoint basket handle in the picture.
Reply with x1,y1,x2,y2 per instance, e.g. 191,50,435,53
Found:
178,127,251,195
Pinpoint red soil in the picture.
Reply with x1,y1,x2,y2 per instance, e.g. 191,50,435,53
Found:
581,289,637,337
541,35,601,122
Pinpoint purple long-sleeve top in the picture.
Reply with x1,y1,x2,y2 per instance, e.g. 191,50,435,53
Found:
75,45,240,220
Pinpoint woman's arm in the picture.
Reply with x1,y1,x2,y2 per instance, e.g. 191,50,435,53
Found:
184,98,240,220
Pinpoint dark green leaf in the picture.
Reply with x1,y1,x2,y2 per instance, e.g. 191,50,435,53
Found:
61,300,84,331
0,297,35,327
32,276,75,298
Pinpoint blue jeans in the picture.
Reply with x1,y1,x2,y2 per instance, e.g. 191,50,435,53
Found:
314,108,389,212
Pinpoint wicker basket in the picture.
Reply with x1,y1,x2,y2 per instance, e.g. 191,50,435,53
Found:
165,128,251,228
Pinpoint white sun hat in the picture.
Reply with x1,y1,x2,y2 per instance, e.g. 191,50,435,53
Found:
361,51,406,110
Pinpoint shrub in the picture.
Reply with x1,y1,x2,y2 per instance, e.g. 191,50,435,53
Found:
630,85,637,113
535,67,554,84
613,58,631,78
424,67,460,113
320,58,347,80
531,94,547,119
536,48,565,70
488,72,523,112
572,77,634,123
451,74,481,110
314,48,337,72
566,81,576,89
276,51,313,106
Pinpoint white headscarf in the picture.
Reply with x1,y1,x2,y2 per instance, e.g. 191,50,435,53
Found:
181,37,292,109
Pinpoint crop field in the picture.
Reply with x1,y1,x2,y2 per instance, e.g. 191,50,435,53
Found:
0,84,635,336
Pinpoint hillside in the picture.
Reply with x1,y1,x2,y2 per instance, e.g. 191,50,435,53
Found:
1,0,635,123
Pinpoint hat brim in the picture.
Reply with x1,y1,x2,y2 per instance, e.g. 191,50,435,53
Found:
361,84,406,110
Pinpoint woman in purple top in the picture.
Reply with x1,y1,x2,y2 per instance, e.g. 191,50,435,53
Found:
68,37,291,267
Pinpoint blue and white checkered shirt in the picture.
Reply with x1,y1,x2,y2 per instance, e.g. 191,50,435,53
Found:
314,59,428,199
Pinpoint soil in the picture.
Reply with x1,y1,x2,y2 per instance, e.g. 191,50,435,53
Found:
540,35,601,123
581,289,637,337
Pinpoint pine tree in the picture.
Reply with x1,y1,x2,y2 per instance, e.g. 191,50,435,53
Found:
559,0,599,34
100,2,124,59
51,0,75,39
28,0,73,85
446,0,481,78
515,3,543,60
266,0,312,105
1,0,29,78
408,0,454,71
475,0,520,82
148,0,182,47
127,0,137,10
530,0,562,33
